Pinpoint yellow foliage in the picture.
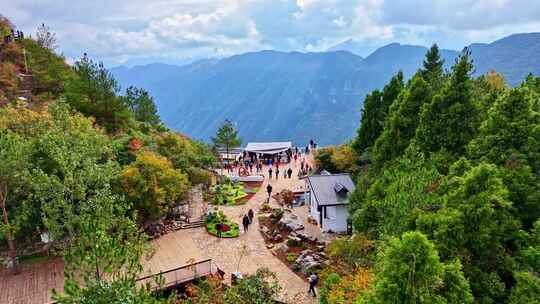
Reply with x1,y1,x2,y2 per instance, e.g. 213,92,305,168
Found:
484,70,507,91
121,151,191,219
0,103,53,137
331,144,359,173
326,268,371,304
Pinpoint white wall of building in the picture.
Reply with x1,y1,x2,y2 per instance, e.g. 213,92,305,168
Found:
306,183,349,233
308,190,321,225
320,205,348,233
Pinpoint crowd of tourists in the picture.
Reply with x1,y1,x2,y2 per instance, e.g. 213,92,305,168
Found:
224,139,319,180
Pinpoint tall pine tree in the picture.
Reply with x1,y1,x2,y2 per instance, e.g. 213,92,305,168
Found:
353,71,404,155
421,44,445,89
415,48,478,155
372,73,432,165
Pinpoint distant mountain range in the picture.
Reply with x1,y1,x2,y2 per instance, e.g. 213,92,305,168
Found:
111,33,540,146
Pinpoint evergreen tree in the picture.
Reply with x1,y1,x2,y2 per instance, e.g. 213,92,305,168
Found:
353,90,383,154
366,231,473,304
123,86,160,126
421,44,445,88
372,74,432,165
418,163,519,303
510,219,540,303
468,87,540,228
509,272,540,304
64,54,132,133
212,119,242,167
468,87,538,167
353,71,404,155
353,148,440,238
416,48,478,155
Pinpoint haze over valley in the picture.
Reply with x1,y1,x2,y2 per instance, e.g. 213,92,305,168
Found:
112,33,540,145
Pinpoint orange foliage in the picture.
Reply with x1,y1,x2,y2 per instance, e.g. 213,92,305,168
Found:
2,42,24,67
127,137,143,152
0,103,52,137
326,268,371,304
0,62,20,101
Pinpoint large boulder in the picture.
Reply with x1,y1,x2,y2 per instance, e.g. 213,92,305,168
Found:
294,253,321,274
286,222,304,231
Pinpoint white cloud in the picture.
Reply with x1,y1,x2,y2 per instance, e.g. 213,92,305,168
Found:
3,0,540,65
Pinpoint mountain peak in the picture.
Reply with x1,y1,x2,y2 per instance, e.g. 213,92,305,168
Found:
112,32,540,145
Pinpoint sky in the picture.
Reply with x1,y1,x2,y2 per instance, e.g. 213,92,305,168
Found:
4,0,540,67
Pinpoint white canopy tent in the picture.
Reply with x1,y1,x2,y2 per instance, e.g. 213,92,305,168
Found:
244,142,292,155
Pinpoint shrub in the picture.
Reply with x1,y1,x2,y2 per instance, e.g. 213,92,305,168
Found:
286,238,304,248
187,166,211,185
320,273,341,304
270,208,284,223
286,253,298,263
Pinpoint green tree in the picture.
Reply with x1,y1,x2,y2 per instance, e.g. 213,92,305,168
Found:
472,71,508,118
353,72,404,155
509,272,540,304
64,54,132,133
53,188,161,304
0,130,31,273
510,219,540,303
418,163,519,303
123,86,160,126
372,74,432,165
212,119,242,167
353,147,440,238
32,103,119,240
468,87,540,229
468,87,539,168
313,146,338,173
223,268,281,304
421,44,445,88
366,231,473,304
416,49,479,155
122,151,190,220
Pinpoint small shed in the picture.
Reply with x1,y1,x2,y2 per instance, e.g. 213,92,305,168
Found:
306,173,355,233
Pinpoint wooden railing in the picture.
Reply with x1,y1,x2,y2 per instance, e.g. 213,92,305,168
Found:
136,259,214,291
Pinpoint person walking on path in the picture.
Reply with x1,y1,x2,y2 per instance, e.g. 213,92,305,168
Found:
268,167,273,179
283,168,288,179
275,168,280,180
242,214,250,232
287,167,293,179
248,209,254,223
216,222,223,238
266,184,273,201
308,273,318,297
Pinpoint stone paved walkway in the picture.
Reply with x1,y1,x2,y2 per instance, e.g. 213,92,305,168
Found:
189,155,317,303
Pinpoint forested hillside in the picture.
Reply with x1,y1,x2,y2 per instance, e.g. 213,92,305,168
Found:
0,16,218,302
314,45,540,303
112,33,540,146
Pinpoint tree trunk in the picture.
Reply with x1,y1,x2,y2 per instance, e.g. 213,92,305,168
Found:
226,143,229,172
0,183,20,274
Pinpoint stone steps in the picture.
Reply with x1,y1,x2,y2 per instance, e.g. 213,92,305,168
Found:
179,220,206,230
